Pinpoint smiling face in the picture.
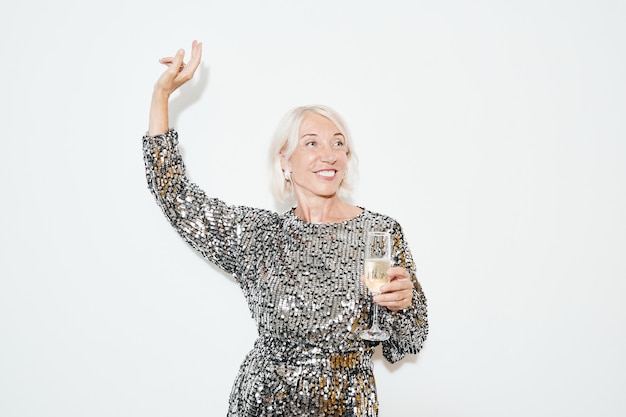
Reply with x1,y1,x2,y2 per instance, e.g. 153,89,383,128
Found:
281,112,349,202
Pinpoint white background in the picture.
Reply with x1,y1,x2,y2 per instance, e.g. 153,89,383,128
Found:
1,1,625,416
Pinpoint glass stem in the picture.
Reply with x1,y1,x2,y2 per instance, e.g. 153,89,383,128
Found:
371,298,381,329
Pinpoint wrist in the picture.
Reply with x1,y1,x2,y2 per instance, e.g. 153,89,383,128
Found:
151,88,170,103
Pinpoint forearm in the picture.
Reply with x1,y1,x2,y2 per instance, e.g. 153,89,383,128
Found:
142,130,207,251
379,227,429,362
148,89,170,136
142,129,246,275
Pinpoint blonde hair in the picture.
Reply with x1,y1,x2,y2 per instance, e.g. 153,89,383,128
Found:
269,104,358,205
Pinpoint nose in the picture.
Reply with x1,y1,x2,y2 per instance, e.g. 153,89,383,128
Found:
319,144,337,164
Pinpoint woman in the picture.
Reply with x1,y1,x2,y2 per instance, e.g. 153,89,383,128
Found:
143,40,428,416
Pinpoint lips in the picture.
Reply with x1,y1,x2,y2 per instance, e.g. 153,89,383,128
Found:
316,170,337,178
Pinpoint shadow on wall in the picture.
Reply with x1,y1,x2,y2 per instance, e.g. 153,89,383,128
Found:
169,64,211,129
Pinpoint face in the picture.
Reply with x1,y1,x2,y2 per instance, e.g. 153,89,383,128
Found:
282,112,349,201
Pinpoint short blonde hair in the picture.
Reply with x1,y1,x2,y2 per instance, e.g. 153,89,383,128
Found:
269,104,358,205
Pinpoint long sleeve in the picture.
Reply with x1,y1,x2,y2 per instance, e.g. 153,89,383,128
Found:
142,129,243,275
379,224,429,363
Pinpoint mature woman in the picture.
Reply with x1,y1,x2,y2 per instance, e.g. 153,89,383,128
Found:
143,40,428,416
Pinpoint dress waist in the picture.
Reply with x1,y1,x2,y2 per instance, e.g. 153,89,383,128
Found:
253,335,373,371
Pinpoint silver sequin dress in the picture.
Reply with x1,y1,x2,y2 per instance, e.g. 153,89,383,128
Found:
143,129,428,416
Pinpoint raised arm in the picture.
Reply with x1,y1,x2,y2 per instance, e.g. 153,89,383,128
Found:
148,40,203,136
143,41,246,275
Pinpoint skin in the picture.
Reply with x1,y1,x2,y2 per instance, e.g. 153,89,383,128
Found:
148,41,413,312
281,112,357,224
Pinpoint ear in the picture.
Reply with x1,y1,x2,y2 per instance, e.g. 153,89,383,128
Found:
280,153,290,173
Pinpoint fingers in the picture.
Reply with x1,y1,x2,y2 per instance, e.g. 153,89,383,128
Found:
158,56,176,66
360,267,413,311
387,266,410,280
373,267,413,312
174,41,203,79
186,40,203,72
157,41,201,65
374,288,413,312
169,49,185,72
153,41,203,95
161,41,202,72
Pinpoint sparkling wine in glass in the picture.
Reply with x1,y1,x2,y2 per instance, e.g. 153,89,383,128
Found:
360,231,391,341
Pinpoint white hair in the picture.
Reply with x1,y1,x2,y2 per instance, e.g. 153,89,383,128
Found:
269,104,359,205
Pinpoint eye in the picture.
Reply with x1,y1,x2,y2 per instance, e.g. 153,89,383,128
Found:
305,140,317,147
333,138,345,147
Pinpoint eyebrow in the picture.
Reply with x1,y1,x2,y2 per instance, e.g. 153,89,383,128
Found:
300,133,345,139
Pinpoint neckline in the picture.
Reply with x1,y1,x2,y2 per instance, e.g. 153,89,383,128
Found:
285,206,366,226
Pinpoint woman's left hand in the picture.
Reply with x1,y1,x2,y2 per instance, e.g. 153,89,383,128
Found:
370,267,414,312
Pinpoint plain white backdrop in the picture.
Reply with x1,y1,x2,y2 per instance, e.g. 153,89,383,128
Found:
1,1,625,416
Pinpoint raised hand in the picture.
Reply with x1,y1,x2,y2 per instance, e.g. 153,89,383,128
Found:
154,40,203,97
148,40,203,135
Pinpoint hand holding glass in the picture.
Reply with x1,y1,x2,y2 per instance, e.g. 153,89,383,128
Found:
360,231,391,341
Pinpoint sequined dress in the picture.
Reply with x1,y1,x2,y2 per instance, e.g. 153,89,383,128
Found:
143,130,428,416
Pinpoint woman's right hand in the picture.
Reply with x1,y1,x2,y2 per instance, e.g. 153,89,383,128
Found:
148,40,203,136
154,40,203,98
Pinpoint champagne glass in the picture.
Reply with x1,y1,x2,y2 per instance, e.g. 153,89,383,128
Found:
360,231,391,341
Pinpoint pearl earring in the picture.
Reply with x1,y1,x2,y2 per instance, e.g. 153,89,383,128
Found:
284,171,291,181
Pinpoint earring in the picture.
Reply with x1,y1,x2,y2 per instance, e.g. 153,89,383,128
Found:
284,171,291,181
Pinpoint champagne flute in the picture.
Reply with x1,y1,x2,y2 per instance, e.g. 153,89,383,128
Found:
360,231,391,341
